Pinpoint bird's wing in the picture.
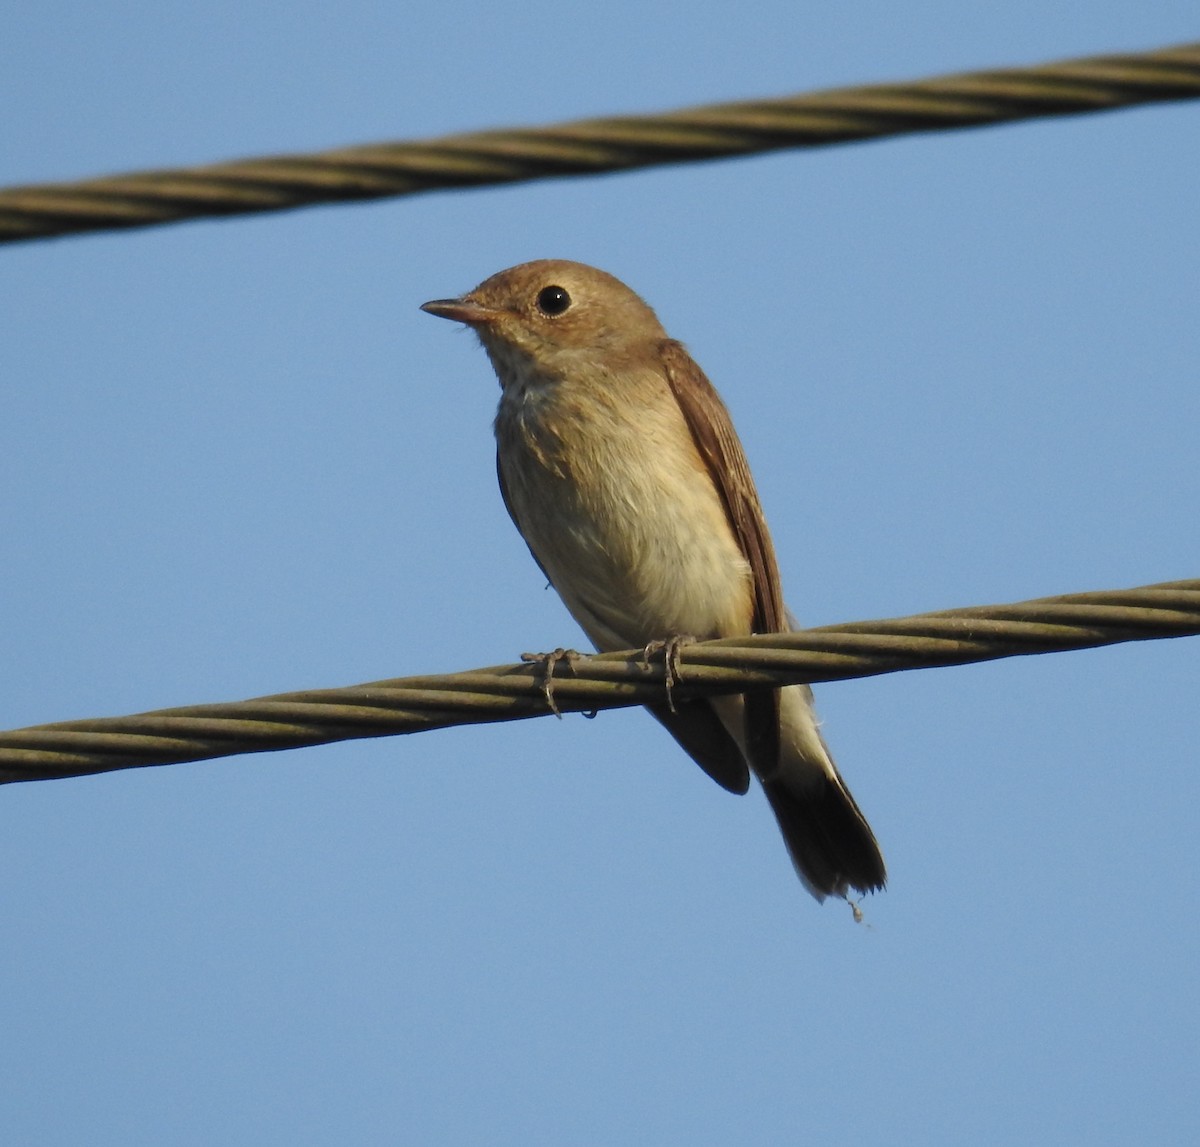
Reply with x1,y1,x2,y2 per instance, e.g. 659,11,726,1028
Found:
496,453,555,586
659,338,784,775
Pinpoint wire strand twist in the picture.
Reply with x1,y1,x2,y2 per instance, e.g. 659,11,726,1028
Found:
2,578,1196,783
2,42,1198,244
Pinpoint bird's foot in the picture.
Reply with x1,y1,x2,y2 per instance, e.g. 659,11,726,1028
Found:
640,634,696,714
520,647,582,718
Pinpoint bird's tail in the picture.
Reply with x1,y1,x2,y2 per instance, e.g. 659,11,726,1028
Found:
763,683,885,899
713,685,886,900
760,767,885,901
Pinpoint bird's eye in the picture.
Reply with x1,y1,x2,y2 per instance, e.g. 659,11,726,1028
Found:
536,285,572,316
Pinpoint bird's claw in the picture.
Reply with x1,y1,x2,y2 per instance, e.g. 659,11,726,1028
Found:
640,634,696,713
521,647,581,718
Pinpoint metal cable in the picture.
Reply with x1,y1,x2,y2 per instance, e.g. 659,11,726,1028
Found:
2,578,1196,784
2,42,1198,245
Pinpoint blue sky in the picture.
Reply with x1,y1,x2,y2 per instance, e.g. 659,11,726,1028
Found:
2,5,1198,1144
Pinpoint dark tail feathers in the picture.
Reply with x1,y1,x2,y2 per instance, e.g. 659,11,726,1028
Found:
762,773,887,901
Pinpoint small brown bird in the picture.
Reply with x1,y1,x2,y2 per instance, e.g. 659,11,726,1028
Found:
422,260,885,901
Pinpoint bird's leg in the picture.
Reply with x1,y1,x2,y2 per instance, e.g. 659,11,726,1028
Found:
640,634,696,714
520,647,581,718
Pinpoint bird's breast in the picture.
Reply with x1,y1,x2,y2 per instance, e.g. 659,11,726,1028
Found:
494,368,753,650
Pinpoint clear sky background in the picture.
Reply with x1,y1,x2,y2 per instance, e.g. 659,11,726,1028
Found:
2,5,1198,1144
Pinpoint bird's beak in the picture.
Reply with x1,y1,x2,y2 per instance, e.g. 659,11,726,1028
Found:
420,297,501,326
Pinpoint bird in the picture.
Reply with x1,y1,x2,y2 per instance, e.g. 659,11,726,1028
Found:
421,259,885,902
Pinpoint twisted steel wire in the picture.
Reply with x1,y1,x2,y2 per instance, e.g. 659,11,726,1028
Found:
2,579,1196,784
1,42,1198,245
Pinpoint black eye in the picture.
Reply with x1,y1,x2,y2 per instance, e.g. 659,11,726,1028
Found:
536,285,572,316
